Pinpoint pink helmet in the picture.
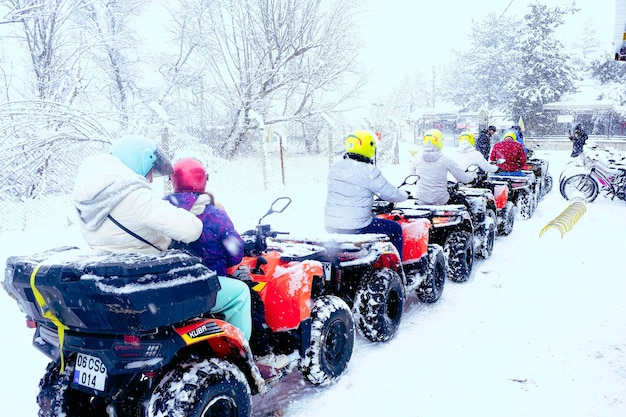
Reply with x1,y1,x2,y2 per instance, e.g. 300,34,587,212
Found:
170,158,208,193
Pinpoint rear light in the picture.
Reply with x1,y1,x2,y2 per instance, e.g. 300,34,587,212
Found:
373,253,401,270
432,216,455,225
123,335,140,345
337,251,362,262
26,318,37,329
113,335,161,359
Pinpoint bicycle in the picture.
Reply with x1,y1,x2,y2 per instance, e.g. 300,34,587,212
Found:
559,149,626,202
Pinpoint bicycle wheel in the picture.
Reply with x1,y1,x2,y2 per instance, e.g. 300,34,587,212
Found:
559,174,598,202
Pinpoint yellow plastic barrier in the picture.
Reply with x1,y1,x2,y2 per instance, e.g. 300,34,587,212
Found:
539,195,587,238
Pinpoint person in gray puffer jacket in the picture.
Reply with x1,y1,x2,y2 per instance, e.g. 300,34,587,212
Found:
324,130,408,257
410,129,476,205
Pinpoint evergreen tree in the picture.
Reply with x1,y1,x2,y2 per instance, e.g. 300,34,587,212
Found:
505,3,578,134
442,12,518,113
589,57,626,122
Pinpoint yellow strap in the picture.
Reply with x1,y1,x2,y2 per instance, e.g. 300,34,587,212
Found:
30,264,69,373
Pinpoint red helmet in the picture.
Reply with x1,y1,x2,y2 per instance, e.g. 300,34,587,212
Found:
170,158,208,193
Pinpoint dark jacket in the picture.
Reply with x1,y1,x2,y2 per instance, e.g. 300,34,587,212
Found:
475,129,492,160
510,125,527,154
569,124,588,157
164,192,244,275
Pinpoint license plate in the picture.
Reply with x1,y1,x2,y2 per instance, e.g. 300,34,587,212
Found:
73,353,108,392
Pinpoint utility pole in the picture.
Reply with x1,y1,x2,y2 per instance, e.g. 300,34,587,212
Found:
432,66,436,108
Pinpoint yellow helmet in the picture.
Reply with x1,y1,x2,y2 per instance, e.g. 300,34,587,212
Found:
345,130,377,159
501,129,517,142
423,129,443,149
458,131,475,146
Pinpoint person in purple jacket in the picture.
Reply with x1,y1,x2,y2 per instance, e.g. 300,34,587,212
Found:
165,157,244,275
165,157,289,372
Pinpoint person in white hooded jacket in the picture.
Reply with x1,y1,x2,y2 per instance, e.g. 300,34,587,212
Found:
72,135,256,358
453,131,499,176
410,129,476,205
73,135,202,252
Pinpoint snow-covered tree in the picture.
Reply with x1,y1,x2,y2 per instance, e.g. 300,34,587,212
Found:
505,3,578,134
74,0,145,123
174,0,363,158
0,0,84,101
0,0,145,203
0,100,114,199
589,57,626,122
442,12,518,113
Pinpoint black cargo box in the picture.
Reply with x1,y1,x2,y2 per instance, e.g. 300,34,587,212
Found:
3,247,220,333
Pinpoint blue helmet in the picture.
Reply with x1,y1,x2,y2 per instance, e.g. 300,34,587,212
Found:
110,135,172,177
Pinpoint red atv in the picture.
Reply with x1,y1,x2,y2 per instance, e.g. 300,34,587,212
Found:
471,172,515,236
448,182,497,259
271,206,446,344
3,197,354,417
389,175,476,283
488,170,539,220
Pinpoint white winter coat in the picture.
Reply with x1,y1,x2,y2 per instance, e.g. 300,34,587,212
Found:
410,144,476,205
73,154,202,253
454,141,499,174
324,154,408,231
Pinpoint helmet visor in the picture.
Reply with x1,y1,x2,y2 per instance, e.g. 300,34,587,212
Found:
151,146,173,177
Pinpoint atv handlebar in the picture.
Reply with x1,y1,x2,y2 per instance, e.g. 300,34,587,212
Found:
372,174,419,215
242,198,292,256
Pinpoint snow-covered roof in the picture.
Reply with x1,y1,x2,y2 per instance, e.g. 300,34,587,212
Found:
542,81,616,111
542,101,615,111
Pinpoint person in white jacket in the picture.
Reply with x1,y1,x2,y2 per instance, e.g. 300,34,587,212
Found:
453,131,499,175
324,130,408,257
72,135,254,354
410,129,476,205
73,136,202,253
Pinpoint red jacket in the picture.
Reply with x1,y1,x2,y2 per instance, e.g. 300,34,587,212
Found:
489,138,527,172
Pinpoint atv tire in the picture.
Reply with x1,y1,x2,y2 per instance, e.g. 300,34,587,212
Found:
147,357,251,417
444,231,474,283
517,190,534,219
353,268,405,342
300,295,354,385
416,244,446,303
497,201,515,236
477,209,496,259
37,359,110,417
545,174,553,194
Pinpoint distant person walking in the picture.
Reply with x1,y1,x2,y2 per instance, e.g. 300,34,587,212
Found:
568,123,588,158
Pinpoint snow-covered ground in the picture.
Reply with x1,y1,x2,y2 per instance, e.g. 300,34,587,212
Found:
1,149,625,417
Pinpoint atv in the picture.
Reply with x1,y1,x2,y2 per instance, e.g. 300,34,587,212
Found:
3,197,354,417
271,194,446,343
386,175,475,284
525,146,553,200
488,170,539,220
448,180,497,259
272,228,444,344
471,173,515,236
